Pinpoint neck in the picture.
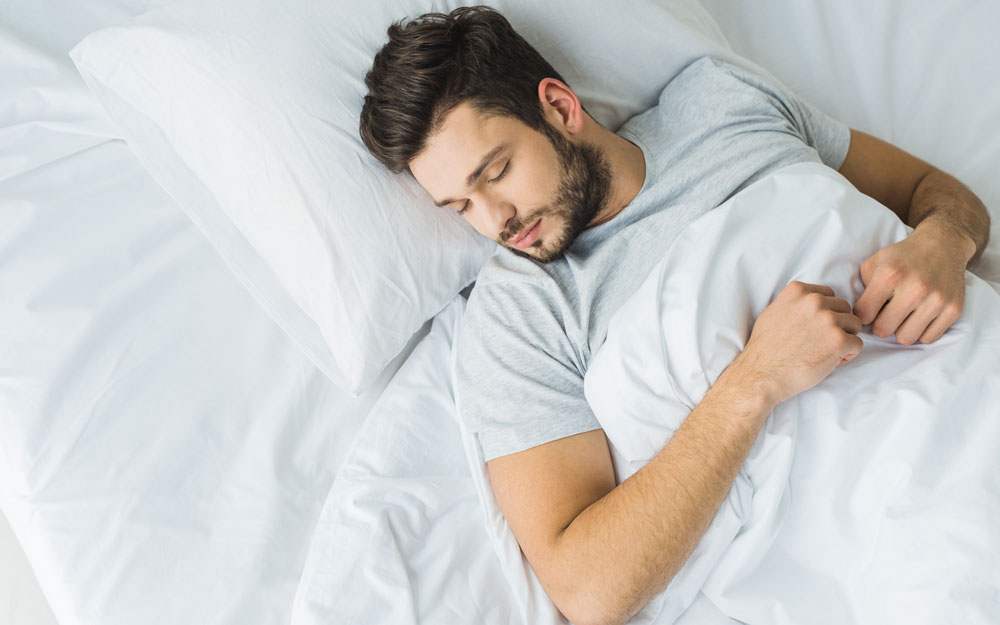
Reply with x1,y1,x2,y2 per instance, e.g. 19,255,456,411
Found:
584,120,646,228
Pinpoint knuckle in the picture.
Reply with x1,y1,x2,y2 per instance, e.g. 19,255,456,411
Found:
880,262,903,285
944,302,963,319
787,280,805,294
836,333,855,352
925,291,945,310
854,304,872,323
909,281,930,300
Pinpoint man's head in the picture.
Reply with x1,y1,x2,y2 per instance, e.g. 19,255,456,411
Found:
359,6,613,262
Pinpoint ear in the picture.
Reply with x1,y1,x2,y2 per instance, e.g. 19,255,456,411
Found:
537,77,584,135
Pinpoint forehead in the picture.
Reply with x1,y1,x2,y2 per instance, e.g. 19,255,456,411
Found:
409,103,527,195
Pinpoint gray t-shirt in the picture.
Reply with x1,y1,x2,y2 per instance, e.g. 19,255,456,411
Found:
456,56,851,462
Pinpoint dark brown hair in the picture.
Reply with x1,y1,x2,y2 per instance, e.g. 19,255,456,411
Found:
359,6,567,174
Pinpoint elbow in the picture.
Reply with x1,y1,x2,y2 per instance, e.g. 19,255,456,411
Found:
562,607,627,625
536,531,638,625
556,585,632,625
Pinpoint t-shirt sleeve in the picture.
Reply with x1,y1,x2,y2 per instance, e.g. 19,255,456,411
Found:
455,281,602,462
713,58,852,170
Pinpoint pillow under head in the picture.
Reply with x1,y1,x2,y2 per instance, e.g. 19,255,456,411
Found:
70,0,729,394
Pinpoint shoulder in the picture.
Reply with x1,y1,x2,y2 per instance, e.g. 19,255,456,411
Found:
670,55,769,87
660,55,777,105
619,56,773,136
639,55,809,136
620,55,782,143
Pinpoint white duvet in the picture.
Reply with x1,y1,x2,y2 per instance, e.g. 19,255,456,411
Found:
583,161,1000,624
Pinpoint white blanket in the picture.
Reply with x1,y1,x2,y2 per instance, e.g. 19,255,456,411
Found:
584,162,1000,624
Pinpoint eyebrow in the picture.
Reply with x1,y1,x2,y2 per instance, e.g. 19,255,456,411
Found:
433,142,510,207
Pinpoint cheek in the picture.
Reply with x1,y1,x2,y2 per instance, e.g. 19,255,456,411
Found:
470,220,494,239
512,158,560,211
463,210,492,239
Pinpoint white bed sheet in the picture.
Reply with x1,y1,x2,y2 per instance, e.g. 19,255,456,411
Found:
290,296,522,624
0,2,414,622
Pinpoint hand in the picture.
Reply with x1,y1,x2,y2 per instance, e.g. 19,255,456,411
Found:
852,224,970,346
733,281,864,406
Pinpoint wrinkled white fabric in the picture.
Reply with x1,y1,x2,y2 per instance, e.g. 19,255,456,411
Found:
0,5,404,623
291,297,525,625
584,162,1000,624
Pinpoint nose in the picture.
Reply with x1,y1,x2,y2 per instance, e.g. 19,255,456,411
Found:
480,195,516,239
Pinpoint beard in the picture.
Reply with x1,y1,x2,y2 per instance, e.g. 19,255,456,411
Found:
500,124,613,263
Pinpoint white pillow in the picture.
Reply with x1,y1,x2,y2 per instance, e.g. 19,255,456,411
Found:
69,0,729,395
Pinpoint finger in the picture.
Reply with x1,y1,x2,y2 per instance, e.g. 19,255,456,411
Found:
837,340,863,366
840,333,864,363
824,296,853,314
834,312,863,335
895,301,943,346
853,280,894,325
838,352,858,366
859,252,878,287
919,304,963,344
798,282,836,297
870,294,917,339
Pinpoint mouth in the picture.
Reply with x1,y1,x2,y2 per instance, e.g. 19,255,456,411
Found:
510,218,542,249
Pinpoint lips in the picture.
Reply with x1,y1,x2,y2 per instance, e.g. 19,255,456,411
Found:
510,219,541,249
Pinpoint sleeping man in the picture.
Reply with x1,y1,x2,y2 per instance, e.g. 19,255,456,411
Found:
358,7,991,625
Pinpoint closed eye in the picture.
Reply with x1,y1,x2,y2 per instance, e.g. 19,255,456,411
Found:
489,160,510,183
457,160,510,215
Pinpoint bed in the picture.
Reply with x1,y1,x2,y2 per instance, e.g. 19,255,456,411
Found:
2,0,999,624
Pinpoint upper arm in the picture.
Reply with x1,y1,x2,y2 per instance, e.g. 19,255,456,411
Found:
837,128,936,225
486,428,617,604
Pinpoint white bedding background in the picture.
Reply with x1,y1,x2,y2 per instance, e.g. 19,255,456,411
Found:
4,0,1000,624
1,1,417,623
290,297,522,624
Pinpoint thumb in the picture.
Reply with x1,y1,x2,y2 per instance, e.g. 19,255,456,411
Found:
836,334,864,366
842,334,864,364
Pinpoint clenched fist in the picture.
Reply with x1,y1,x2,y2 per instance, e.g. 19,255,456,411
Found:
853,223,971,346
733,281,864,406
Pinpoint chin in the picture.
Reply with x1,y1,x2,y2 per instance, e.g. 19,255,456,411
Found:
507,240,561,263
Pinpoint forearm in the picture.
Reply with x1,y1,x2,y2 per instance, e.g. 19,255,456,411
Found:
551,361,775,625
908,168,990,266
